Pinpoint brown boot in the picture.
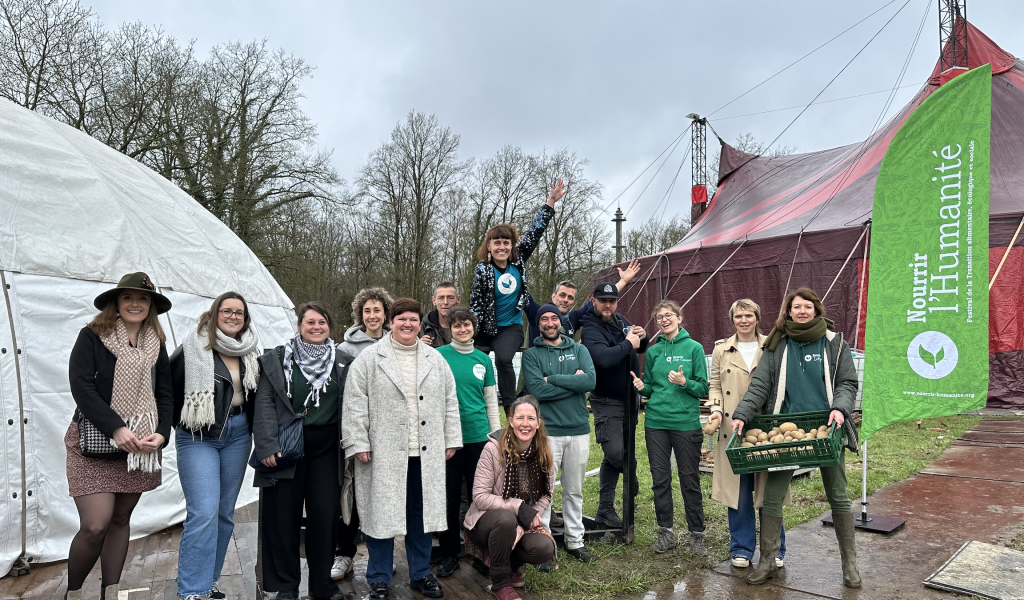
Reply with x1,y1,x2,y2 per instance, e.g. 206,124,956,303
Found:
747,514,783,585
833,512,862,588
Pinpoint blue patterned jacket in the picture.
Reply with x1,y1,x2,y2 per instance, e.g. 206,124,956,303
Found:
469,203,555,337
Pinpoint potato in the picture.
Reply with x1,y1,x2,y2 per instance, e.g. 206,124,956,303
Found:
744,435,758,443
818,425,829,433
741,442,754,447
791,431,805,440
796,428,805,435
757,432,769,442
779,422,798,433
769,428,780,436
771,434,785,444
747,428,763,437
768,449,778,454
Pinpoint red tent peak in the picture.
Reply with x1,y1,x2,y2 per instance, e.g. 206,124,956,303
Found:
929,20,1016,84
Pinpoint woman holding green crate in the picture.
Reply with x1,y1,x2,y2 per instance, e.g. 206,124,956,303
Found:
730,287,861,588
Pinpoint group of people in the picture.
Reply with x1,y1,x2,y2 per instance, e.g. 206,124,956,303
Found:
63,179,862,600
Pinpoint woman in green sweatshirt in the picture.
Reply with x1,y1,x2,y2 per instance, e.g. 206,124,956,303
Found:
630,300,708,555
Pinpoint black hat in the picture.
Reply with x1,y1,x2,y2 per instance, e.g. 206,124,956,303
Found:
592,282,619,299
93,272,172,314
536,303,561,323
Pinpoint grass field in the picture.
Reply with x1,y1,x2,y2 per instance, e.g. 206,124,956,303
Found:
511,413,983,600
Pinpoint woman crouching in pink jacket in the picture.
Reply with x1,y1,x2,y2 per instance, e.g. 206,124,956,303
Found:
463,396,557,599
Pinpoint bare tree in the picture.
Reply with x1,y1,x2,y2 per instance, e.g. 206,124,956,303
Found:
357,111,471,299
625,215,690,259
0,0,94,110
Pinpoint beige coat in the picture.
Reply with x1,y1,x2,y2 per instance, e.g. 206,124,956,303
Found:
708,333,790,510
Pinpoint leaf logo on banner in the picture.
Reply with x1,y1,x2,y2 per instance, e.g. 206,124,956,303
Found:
919,346,945,368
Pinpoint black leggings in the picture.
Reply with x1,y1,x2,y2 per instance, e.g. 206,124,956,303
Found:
475,324,524,407
67,492,143,591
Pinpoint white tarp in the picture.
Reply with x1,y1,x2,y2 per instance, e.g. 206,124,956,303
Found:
0,99,298,575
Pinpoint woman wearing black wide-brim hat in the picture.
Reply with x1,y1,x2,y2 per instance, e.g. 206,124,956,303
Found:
64,272,174,600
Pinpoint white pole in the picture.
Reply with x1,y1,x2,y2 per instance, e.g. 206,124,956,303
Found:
860,439,869,523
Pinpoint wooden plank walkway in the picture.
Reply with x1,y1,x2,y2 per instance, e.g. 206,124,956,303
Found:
1,502,537,600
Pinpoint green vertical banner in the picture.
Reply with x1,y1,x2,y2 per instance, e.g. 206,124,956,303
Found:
862,65,991,440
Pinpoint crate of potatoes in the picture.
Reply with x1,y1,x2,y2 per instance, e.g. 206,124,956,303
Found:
724,410,843,475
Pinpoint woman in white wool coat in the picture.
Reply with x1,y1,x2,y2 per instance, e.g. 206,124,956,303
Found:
341,297,462,600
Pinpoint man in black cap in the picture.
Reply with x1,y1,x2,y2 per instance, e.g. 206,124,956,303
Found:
579,281,648,528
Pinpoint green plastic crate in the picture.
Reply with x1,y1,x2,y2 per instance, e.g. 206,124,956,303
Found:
724,410,843,474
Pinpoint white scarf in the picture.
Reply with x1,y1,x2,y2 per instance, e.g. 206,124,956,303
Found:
100,319,161,472
180,325,261,431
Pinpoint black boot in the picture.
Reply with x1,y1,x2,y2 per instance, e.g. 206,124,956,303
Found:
833,513,862,588
747,515,782,585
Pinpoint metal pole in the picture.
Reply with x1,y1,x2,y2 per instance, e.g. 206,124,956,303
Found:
859,439,871,524
620,349,638,544
613,208,626,264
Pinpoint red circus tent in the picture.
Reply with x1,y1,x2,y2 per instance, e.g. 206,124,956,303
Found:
604,21,1024,409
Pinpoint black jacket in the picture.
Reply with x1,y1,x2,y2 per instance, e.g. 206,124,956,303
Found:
169,346,257,439
251,345,355,487
68,326,173,444
420,309,452,349
579,309,649,399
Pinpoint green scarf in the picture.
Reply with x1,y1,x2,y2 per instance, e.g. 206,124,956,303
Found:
763,316,835,352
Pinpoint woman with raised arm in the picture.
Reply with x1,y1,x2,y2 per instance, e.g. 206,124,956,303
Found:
170,292,262,600
706,299,788,571
463,396,556,600
253,302,352,600
469,180,564,416
730,288,860,588
65,273,174,600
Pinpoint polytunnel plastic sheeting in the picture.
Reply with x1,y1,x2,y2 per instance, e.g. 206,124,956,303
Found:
5,272,295,567
0,279,23,578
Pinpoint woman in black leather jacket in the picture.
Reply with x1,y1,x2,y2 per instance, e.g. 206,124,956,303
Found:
170,292,262,600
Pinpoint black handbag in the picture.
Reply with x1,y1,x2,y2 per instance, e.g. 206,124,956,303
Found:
77,411,128,459
249,411,305,473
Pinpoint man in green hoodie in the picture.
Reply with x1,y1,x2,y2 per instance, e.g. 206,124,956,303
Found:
521,303,597,564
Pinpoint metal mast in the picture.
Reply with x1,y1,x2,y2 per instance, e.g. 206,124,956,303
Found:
939,0,968,79
687,113,708,225
612,207,626,263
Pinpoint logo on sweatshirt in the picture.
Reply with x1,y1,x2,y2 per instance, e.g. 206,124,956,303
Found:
558,354,576,362
473,364,486,380
666,356,691,363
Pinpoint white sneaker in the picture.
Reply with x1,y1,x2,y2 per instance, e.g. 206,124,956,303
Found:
331,555,353,580
776,556,785,568
731,556,750,568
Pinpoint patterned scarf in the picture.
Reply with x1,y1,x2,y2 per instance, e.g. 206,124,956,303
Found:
283,333,335,408
501,436,551,504
99,319,161,472
180,324,262,431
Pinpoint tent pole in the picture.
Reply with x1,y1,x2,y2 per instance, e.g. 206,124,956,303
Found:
0,271,29,573
852,222,871,351
989,215,1024,291
784,229,804,293
858,439,870,525
822,226,870,302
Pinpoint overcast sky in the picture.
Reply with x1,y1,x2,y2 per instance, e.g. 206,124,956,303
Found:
87,0,1024,228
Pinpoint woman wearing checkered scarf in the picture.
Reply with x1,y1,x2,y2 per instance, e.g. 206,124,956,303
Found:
64,272,174,600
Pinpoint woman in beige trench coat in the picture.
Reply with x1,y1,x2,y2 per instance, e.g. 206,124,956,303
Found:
707,299,789,569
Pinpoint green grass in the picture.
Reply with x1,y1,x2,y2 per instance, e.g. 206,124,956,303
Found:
518,413,982,600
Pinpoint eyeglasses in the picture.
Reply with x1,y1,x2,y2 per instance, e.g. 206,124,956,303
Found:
219,309,245,319
655,313,677,322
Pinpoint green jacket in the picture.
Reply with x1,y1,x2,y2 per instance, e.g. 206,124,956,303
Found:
733,329,859,450
639,329,708,431
521,334,596,436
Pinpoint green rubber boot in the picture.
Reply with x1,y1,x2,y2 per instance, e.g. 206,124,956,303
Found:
833,512,862,588
747,514,783,585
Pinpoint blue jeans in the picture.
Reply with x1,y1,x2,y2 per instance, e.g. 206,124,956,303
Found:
175,414,251,597
365,458,433,585
728,473,786,560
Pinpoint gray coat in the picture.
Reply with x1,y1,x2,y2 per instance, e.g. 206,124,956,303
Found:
341,333,462,539
251,345,355,488
337,325,386,358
